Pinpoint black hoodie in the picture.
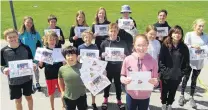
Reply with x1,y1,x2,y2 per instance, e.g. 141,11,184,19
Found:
158,42,191,80
100,37,130,72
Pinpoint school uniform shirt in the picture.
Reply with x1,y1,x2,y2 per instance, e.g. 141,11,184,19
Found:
92,20,111,49
19,31,43,57
69,25,85,48
47,26,65,48
158,43,191,80
120,53,158,99
100,37,130,73
58,63,86,100
39,47,63,80
147,40,161,62
1,44,33,85
184,31,208,70
78,43,98,55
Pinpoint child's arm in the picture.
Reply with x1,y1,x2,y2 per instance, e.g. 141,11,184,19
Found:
69,26,78,42
58,71,65,98
36,32,43,47
1,49,9,75
120,58,131,85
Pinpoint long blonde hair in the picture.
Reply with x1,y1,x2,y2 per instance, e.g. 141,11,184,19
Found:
93,7,108,24
19,16,37,34
75,10,88,26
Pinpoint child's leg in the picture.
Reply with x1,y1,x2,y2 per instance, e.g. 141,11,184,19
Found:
34,68,41,91
56,79,66,109
190,69,201,96
46,79,56,110
77,94,88,110
91,94,96,104
103,71,113,102
167,80,180,105
113,71,122,102
25,96,33,110
161,79,169,104
22,80,33,110
126,93,137,110
137,98,150,110
15,98,23,110
49,94,55,110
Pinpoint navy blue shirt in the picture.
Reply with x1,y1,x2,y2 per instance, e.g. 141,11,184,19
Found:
78,43,98,55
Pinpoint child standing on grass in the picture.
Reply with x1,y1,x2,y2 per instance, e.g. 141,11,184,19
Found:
178,19,208,108
58,46,87,110
120,34,159,110
153,9,171,43
69,10,89,48
47,14,65,48
39,32,64,110
145,25,161,62
100,23,130,110
1,28,36,110
159,25,191,110
19,16,43,92
92,7,111,50
78,30,99,110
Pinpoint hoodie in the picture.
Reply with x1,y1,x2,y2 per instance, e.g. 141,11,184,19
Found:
100,37,130,73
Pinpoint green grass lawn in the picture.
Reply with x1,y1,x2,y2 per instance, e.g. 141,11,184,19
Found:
1,1,208,39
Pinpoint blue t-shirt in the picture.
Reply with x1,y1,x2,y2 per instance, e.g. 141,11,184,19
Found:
78,43,98,55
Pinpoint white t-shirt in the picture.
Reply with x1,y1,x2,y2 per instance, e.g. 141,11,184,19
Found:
147,40,161,62
184,31,208,69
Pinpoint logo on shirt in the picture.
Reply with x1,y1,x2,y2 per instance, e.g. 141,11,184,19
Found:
127,66,132,72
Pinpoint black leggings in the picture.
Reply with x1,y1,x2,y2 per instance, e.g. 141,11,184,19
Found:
181,69,201,96
103,71,121,100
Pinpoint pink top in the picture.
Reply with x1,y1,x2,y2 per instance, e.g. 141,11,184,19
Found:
121,52,158,99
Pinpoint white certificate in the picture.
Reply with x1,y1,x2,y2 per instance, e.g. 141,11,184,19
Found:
81,58,107,75
81,74,111,96
189,48,208,60
80,49,99,63
44,29,60,37
74,26,91,38
52,48,65,62
156,27,168,37
105,47,124,61
34,47,53,64
127,71,154,91
118,19,133,30
94,24,109,36
8,59,34,78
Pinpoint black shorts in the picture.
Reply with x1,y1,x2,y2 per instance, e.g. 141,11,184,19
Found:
9,80,33,100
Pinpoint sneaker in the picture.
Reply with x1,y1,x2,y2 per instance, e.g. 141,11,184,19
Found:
178,95,185,106
92,103,98,110
167,105,172,110
189,97,197,108
161,104,167,110
36,83,41,92
32,84,36,94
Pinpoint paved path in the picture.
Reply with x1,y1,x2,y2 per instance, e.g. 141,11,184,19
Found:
1,40,208,110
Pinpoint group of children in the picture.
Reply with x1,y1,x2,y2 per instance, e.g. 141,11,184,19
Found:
1,4,208,110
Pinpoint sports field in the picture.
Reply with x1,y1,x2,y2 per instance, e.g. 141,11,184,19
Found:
1,1,208,39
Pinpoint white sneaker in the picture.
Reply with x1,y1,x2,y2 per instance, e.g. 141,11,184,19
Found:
161,104,167,110
167,105,172,110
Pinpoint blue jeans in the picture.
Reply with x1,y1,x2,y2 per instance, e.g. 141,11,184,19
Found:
126,93,149,110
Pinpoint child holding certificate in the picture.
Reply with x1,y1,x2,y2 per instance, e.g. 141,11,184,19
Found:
58,46,87,110
46,14,65,48
120,34,159,110
1,28,36,110
145,25,161,62
69,10,89,48
100,23,129,110
153,9,171,43
159,25,191,110
92,7,111,50
19,16,43,92
78,30,99,110
178,19,208,108
39,32,64,110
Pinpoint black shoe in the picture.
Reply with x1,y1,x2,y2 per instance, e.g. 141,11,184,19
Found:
92,103,98,110
36,83,41,92
32,84,36,94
